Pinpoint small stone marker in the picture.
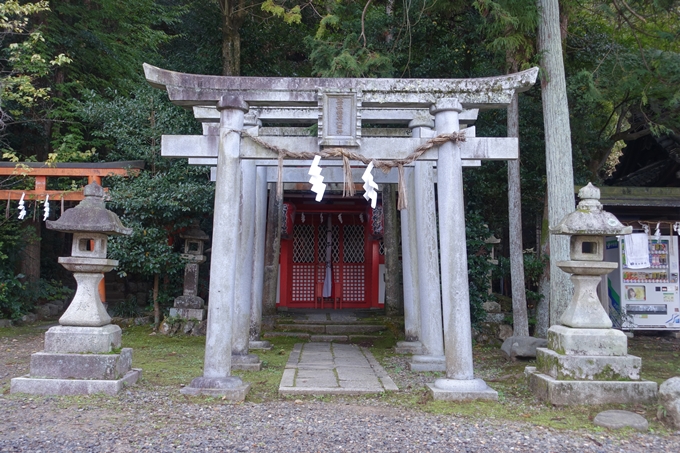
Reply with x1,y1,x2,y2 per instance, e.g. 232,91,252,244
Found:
658,377,680,429
593,410,648,432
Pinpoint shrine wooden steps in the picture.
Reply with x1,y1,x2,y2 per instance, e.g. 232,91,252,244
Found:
264,310,388,343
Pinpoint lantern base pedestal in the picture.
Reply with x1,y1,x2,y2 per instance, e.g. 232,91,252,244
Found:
525,367,657,406
11,347,140,396
10,369,141,396
44,324,122,354
526,325,657,405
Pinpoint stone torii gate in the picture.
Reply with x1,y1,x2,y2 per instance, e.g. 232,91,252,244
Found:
145,64,538,400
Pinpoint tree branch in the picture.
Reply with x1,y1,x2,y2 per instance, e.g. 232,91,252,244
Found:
359,0,373,48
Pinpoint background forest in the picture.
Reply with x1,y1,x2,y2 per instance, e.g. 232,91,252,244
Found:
0,0,678,327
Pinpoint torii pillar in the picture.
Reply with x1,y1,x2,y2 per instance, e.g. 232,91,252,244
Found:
179,95,251,400
427,99,497,400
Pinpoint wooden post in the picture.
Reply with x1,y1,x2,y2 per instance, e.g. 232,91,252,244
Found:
262,183,281,324
382,184,402,316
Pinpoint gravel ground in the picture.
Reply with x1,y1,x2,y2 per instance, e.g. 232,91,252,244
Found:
1,388,680,453
3,332,680,452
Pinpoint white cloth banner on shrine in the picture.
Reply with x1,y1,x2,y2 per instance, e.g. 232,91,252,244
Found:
323,215,332,298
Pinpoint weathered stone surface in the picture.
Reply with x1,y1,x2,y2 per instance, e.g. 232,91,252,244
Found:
310,335,348,342
409,354,446,372
173,295,204,309
550,184,631,237
44,324,122,353
35,305,52,319
486,313,505,324
325,324,385,334
536,348,641,380
501,336,547,359
168,307,205,321
10,369,141,396
145,63,539,108
557,270,616,328
29,348,132,380
593,410,648,432
394,341,423,355
192,320,207,336
548,325,627,356
46,183,132,236
525,367,657,406
482,301,501,313
427,379,498,401
0,319,12,328
279,324,326,333
231,353,262,371
57,270,112,327
263,332,311,339
179,376,250,401
248,340,272,350
498,325,514,341
658,377,680,429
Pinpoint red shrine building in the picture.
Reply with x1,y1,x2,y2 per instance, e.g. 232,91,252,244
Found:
277,193,385,310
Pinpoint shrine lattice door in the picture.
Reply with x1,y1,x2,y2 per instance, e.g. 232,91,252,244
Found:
280,212,379,309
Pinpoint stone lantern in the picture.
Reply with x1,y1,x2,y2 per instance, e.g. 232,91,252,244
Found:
526,183,657,405
169,221,209,321
11,182,141,395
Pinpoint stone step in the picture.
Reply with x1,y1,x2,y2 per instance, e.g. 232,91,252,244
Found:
273,323,386,335
263,332,311,339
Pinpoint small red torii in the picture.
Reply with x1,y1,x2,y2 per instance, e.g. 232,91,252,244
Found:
0,160,145,304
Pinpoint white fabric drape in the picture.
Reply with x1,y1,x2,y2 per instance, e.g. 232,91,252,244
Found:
323,215,333,298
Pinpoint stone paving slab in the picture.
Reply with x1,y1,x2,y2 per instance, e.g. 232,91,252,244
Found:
279,342,398,396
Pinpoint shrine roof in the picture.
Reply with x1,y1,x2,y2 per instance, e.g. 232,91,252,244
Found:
144,64,538,109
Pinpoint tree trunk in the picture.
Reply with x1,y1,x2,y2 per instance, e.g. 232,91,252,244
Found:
220,0,245,76
507,91,529,337
535,199,550,338
19,219,41,287
537,0,574,326
383,184,402,316
262,184,281,325
153,273,160,329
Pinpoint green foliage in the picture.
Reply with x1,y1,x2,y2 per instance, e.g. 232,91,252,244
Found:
0,217,29,319
43,0,184,96
473,0,538,68
465,212,497,325
0,0,71,137
261,0,301,25
307,34,394,78
110,294,142,318
25,278,74,302
77,85,199,165
0,269,27,319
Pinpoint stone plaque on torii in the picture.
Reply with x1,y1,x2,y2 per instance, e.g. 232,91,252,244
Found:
145,64,538,400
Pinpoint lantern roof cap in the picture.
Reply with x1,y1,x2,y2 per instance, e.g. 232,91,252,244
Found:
46,183,132,236
180,221,209,242
550,183,632,236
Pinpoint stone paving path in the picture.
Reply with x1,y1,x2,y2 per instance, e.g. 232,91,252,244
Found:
279,342,398,395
